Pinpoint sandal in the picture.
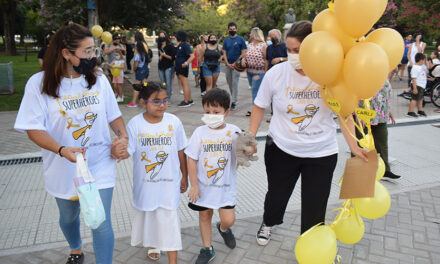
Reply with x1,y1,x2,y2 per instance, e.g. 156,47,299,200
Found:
147,248,161,261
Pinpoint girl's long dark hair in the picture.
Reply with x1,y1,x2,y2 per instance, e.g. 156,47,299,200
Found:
135,32,148,61
42,22,97,98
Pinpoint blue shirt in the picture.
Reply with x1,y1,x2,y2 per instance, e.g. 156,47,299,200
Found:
223,36,247,64
266,42,288,70
175,42,192,66
403,41,413,58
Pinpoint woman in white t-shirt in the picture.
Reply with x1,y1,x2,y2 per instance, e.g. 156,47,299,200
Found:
126,82,188,263
406,33,426,89
247,21,368,246
14,23,129,264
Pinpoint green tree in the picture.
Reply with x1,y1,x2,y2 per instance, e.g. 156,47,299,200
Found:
1,0,17,55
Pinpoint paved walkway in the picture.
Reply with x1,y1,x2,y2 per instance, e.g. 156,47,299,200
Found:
0,50,440,263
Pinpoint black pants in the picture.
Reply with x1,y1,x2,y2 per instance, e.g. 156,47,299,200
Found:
263,136,338,234
371,123,390,172
200,67,206,93
407,65,412,88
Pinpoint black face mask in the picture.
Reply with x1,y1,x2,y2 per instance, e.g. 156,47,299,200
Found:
209,40,217,45
271,37,279,46
73,57,97,75
113,42,119,46
229,30,236,36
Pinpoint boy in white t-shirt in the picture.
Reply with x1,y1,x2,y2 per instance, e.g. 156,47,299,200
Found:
185,88,241,264
407,53,427,117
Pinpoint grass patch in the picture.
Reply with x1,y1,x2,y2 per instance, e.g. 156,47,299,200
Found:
0,52,41,111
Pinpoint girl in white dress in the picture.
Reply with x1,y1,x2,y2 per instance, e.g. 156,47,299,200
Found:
125,81,188,263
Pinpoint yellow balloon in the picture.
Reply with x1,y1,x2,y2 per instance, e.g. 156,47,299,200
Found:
366,28,405,71
295,225,337,264
332,207,365,244
334,0,388,38
376,156,385,181
312,9,356,54
110,68,121,76
343,42,389,99
353,181,391,219
321,77,359,117
91,25,103,38
299,31,344,85
101,31,112,44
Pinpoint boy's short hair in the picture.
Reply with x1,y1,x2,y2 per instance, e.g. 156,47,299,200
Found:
202,88,230,111
415,53,425,63
228,22,237,29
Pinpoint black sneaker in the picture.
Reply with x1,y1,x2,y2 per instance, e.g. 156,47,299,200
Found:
188,99,194,105
177,100,192,107
66,253,84,264
216,222,236,249
195,246,215,264
231,102,237,111
406,112,418,118
383,171,401,179
418,111,427,117
256,222,272,246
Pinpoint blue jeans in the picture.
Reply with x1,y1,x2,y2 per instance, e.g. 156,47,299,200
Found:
247,73,265,103
55,188,114,264
158,67,174,99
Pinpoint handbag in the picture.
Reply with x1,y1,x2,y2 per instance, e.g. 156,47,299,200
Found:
73,153,106,229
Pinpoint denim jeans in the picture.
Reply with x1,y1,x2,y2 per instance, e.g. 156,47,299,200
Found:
225,67,241,104
158,67,174,99
55,188,114,264
247,72,265,104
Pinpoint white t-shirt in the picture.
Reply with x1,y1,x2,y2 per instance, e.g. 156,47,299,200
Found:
411,64,427,88
14,72,122,199
111,59,125,77
409,42,425,65
433,58,440,65
127,113,187,211
254,62,338,158
184,124,240,209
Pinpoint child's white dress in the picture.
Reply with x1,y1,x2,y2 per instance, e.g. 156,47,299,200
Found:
127,113,188,251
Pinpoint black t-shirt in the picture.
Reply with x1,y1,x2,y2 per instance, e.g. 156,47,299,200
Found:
266,42,288,70
38,46,47,59
158,44,176,70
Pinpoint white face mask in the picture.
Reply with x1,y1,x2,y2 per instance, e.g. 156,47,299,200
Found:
201,114,224,129
288,53,302,70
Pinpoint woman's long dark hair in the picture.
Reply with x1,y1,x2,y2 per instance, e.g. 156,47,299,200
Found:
135,32,148,61
42,23,96,98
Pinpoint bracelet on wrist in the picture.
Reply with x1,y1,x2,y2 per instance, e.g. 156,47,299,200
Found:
58,146,65,157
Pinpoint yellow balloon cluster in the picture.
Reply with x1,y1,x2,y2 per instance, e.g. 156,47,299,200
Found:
91,24,112,45
295,1,397,262
300,0,404,116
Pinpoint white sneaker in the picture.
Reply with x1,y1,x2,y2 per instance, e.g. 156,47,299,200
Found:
256,222,272,246
116,97,122,102
179,90,184,95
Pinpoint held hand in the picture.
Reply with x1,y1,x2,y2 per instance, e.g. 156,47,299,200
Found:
413,88,418,95
188,186,200,203
180,179,188,193
244,144,257,156
61,147,85,163
352,147,369,162
227,63,234,69
111,137,129,162
182,63,187,68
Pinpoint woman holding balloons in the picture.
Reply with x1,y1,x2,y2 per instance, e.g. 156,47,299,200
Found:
247,20,368,246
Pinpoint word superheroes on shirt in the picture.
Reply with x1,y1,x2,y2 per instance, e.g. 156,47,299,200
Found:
138,132,174,147
201,138,233,153
58,91,101,111
285,86,321,100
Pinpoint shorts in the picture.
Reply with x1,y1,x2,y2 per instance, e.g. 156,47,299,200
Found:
112,75,123,84
411,86,424,101
192,68,198,76
175,65,189,78
401,57,409,65
202,62,221,77
188,202,235,211
135,65,149,81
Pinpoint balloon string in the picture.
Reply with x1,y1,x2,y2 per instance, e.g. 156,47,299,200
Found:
335,254,342,264
297,222,324,240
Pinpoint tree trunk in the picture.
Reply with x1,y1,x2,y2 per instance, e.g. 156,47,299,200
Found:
1,0,17,56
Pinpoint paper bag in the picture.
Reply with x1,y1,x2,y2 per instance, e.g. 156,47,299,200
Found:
339,150,378,199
